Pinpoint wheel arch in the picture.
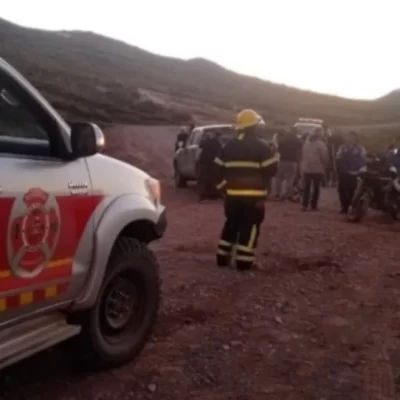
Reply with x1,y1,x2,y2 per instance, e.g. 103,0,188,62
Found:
72,194,163,311
117,219,158,245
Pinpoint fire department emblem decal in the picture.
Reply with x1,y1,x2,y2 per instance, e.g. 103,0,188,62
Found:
7,188,61,279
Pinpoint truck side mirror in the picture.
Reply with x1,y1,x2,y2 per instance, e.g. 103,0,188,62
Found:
70,122,105,158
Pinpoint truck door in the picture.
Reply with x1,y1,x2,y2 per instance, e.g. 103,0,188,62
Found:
0,73,101,324
186,130,204,178
179,129,198,178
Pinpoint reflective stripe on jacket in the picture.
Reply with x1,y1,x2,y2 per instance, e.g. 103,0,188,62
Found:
214,132,280,198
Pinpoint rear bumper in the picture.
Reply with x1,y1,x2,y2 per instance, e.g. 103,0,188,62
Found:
154,208,167,238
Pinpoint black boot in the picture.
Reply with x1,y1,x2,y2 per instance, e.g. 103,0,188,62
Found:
236,261,253,271
217,254,231,268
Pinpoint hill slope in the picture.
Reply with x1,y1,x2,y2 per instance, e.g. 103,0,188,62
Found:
1,18,399,126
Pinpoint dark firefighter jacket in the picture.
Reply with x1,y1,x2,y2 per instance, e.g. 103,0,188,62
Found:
214,132,280,198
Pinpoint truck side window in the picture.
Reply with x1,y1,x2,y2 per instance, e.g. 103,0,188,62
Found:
193,131,204,145
187,130,203,146
187,130,197,146
0,71,64,159
0,88,49,141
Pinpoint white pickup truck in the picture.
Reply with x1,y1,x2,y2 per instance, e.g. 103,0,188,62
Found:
0,57,167,370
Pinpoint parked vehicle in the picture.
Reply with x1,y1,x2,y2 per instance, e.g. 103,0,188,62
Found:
0,57,167,371
173,124,235,188
347,155,400,222
292,118,330,139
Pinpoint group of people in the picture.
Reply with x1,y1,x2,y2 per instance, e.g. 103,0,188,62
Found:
271,127,367,213
175,111,400,271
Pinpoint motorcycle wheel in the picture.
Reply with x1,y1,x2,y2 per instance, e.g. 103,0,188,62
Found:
384,191,399,220
387,201,398,220
347,192,369,223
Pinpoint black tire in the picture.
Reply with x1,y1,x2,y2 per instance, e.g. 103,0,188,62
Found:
347,192,369,222
387,201,398,220
383,190,399,220
174,165,187,188
74,237,160,369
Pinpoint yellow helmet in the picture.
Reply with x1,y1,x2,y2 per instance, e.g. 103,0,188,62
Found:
235,109,265,130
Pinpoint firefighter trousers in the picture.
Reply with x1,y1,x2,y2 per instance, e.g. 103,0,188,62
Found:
217,197,265,270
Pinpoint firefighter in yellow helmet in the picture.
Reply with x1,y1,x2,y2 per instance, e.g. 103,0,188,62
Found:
214,109,280,270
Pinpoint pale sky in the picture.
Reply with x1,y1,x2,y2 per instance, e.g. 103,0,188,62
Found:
1,0,399,99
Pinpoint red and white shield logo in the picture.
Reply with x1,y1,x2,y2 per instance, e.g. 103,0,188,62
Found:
6,188,61,279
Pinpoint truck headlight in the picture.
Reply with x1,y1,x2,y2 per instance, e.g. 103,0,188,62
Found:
145,178,161,205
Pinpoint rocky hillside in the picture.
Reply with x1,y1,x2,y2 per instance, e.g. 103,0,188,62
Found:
1,18,399,127
378,89,400,110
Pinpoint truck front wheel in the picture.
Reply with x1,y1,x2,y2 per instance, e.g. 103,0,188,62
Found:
347,191,369,223
77,237,160,369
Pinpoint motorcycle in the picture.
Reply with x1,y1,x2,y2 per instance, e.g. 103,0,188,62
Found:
347,155,400,222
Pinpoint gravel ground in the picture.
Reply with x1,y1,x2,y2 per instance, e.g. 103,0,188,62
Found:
1,126,400,400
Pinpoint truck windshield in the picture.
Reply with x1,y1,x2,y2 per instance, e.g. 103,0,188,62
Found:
205,127,235,145
294,123,321,136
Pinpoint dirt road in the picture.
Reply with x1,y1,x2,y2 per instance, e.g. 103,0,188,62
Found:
1,126,400,400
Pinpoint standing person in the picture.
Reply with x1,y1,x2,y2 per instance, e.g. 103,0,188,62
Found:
387,135,400,154
174,126,189,152
326,130,344,186
336,131,366,214
265,140,279,198
291,131,310,202
386,135,400,168
197,132,222,201
301,128,328,211
188,122,196,134
274,128,302,200
214,109,279,271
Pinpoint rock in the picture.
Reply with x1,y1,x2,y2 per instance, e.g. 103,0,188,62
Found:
147,383,157,393
230,340,242,347
222,344,230,350
274,316,283,324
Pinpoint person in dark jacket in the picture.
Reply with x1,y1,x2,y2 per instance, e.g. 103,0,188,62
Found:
336,131,366,213
274,129,302,200
197,132,223,200
214,109,279,271
387,136,397,152
387,135,400,169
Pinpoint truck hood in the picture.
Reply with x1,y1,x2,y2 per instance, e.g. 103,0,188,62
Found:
86,153,151,197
